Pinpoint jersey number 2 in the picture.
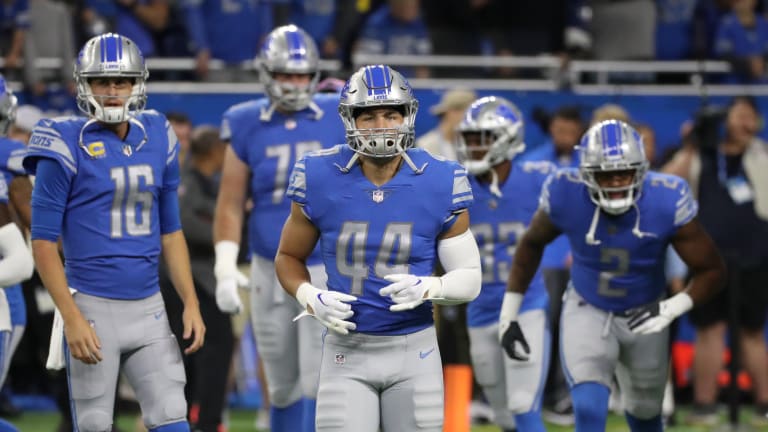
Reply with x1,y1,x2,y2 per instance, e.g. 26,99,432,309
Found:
110,165,154,238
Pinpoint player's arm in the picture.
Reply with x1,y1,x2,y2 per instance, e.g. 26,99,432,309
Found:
380,210,482,310
9,176,32,230
628,218,726,334
275,201,320,298
211,145,250,313
275,202,357,334
0,200,33,286
671,219,725,303
161,230,205,354
499,208,561,360
30,158,101,365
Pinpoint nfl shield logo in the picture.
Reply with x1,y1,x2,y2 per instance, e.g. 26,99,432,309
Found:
334,353,346,365
372,190,384,203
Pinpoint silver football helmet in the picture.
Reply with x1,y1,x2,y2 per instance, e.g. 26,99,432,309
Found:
0,75,17,136
74,33,148,124
339,65,418,160
259,25,320,118
456,96,525,176
579,120,649,215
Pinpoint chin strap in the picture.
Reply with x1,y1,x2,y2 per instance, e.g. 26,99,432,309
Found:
585,202,657,246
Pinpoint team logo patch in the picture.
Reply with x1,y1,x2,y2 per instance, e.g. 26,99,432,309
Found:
372,189,385,203
334,353,346,365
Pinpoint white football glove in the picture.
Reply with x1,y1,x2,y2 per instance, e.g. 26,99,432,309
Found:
214,241,249,314
295,283,357,335
628,292,693,335
378,274,441,312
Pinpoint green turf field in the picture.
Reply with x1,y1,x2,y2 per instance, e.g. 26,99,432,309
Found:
5,408,756,432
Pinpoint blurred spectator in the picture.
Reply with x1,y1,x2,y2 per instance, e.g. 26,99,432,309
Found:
353,0,432,77
182,0,275,81
161,125,234,432
655,0,700,60
663,96,768,427
7,104,42,143
273,0,338,58
0,0,29,80
416,88,476,160
713,0,768,83
320,0,383,69
167,111,192,166
22,0,76,106
635,122,657,166
113,0,169,57
519,105,586,426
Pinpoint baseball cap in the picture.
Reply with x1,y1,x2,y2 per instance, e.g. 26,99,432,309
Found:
429,88,478,116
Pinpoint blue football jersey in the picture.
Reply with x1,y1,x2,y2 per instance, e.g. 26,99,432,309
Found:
222,93,344,263
467,161,554,327
24,111,181,300
287,146,473,335
541,168,697,311
0,137,27,326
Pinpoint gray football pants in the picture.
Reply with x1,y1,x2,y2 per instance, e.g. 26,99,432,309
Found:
560,287,669,418
468,309,549,430
67,291,187,432
316,326,444,432
250,255,325,407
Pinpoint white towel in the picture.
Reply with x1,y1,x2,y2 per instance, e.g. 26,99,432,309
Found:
46,288,77,371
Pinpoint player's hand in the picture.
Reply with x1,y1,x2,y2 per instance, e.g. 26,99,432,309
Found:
215,277,246,314
64,314,102,365
295,283,357,335
379,274,440,312
182,303,206,355
500,321,530,361
628,292,693,335
214,241,249,314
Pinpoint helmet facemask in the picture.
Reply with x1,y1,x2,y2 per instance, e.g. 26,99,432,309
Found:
258,25,320,115
0,90,18,136
74,33,148,124
455,96,525,176
578,120,649,215
340,103,418,159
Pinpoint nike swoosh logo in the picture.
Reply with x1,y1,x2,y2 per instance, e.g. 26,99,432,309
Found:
419,348,435,359
154,311,164,319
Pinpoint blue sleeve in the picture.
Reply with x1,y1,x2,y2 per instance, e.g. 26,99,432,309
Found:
182,0,209,53
30,158,71,242
673,178,697,228
160,188,182,234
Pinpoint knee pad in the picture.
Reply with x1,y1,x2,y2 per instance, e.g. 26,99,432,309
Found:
143,338,188,427
77,410,112,432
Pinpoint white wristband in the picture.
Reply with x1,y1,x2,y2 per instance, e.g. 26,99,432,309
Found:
295,282,318,310
500,292,524,323
665,291,694,318
214,240,240,280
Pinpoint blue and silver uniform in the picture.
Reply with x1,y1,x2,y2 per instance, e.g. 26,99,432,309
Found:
541,168,697,311
222,93,342,264
287,145,473,335
467,161,554,327
23,111,182,299
0,137,27,328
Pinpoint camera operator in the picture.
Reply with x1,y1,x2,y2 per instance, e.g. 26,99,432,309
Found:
663,96,768,427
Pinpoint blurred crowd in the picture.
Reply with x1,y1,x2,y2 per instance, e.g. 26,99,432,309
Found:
3,1,768,95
